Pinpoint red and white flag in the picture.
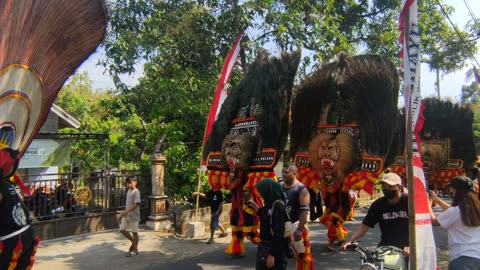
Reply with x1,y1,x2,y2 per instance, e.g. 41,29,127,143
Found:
201,31,243,169
399,0,437,269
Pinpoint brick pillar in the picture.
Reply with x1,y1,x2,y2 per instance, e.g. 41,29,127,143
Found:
145,153,171,231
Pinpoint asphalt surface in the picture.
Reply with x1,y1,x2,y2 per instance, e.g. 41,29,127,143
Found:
34,203,450,270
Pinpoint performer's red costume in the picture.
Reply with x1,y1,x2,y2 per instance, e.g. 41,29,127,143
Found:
291,55,401,247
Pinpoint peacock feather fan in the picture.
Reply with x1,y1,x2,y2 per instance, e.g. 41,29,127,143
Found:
203,50,301,168
420,98,477,168
0,0,107,154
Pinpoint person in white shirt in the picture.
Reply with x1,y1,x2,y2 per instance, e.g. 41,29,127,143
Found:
118,176,141,257
429,176,480,270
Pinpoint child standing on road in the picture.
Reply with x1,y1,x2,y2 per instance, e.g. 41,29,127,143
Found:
193,189,228,244
118,176,141,256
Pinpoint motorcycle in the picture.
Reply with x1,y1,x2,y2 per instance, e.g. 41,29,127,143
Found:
26,188,86,220
346,241,407,270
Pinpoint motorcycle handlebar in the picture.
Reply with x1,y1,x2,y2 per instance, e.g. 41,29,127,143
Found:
345,242,359,251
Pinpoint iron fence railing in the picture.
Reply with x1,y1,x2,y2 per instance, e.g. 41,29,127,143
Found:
21,171,150,221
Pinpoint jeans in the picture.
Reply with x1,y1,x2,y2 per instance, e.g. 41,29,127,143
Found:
449,256,480,270
210,213,220,229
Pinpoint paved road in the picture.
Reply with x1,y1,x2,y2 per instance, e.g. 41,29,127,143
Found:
35,204,449,270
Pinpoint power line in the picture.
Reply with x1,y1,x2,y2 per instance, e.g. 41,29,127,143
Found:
435,0,480,67
462,0,478,26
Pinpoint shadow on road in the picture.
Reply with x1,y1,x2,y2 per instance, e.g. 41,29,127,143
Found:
35,200,450,270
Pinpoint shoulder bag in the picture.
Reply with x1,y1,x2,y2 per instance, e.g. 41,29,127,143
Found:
270,200,294,238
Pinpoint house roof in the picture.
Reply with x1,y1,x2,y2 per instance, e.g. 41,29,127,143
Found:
51,104,80,129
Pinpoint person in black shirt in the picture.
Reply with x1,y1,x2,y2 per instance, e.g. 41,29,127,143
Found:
248,178,290,270
55,180,68,207
341,172,410,256
0,145,38,269
193,189,228,244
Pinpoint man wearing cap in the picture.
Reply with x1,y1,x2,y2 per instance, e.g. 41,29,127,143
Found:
341,172,409,254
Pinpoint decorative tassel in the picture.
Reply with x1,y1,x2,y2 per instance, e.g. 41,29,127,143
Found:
13,173,31,196
26,236,40,270
8,234,24,270
225,228,245,256
294,227,314,270
243,229,260,245
335,225,348,242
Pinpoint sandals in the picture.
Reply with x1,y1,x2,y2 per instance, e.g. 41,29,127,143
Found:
126,251,139,257
219,232,228,238
126,245,138,257
206,239,213,244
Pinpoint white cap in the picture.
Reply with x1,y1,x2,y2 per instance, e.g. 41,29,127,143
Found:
380,173,402,186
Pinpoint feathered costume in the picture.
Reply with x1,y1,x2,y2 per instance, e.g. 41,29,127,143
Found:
0,0,106,268
291,55,400,245
390,98,477,190
203,51,300,256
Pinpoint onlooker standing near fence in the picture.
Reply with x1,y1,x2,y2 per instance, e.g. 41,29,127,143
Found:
193,189,228,244
118,176,141,257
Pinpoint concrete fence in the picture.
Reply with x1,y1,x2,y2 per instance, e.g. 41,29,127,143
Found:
170,203,232,235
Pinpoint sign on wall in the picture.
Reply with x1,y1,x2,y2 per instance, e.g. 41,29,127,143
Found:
19,139,70,168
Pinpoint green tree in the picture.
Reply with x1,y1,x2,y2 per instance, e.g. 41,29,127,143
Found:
98,0,479,198
419,1,478,98
469,101,480,153
461,81,480,104
55,72,145,172
55,72,107,171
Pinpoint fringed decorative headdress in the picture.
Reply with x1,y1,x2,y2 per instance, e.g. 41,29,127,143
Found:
203,50,301,190
390,98,477,188
291,54,400,194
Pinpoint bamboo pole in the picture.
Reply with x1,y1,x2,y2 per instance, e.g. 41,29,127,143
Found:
404,11,417,270
194,169,202,221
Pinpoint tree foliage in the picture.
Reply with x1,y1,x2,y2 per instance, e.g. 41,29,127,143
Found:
55,72,147,173
84,0,480,198
419,1,478,97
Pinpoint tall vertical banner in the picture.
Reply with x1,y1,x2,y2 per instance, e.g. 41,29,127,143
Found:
399,1,437,269
201,31,243,170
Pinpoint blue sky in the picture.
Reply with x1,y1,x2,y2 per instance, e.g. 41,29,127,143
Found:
77,0,479,101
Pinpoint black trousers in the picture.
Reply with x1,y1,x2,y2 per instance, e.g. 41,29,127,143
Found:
0,227,36,270
308,188,323,221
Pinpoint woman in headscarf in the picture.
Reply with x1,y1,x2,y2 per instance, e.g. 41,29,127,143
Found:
429,176,480,270
248,178,290,270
